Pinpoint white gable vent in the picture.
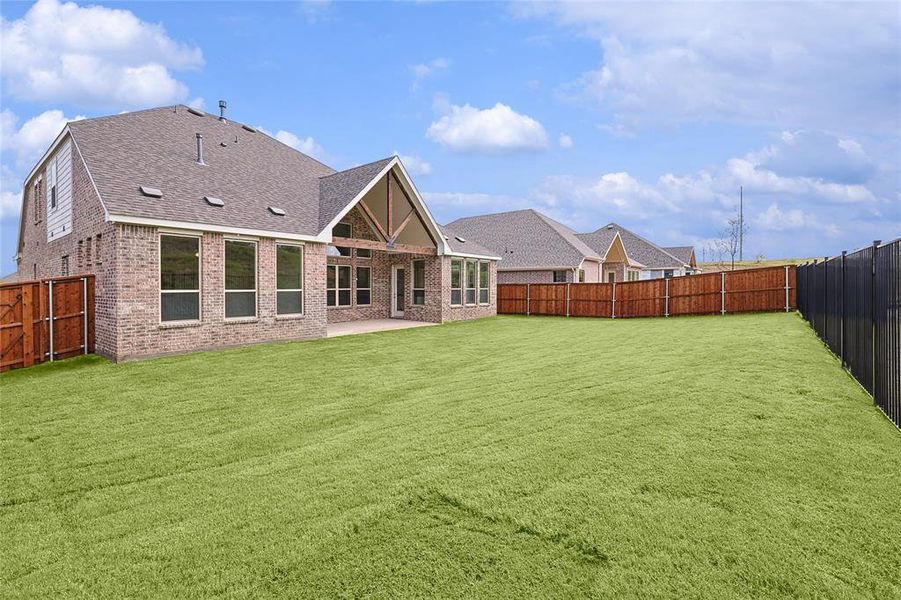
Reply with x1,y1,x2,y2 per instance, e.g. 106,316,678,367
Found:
187,107,205,117
140,186,163,198
455,236,466,243
268,206,286,216
204,196,224,207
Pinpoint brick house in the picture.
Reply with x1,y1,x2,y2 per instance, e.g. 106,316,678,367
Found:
14,105,499,361
444,209,641,284
580,223,698,280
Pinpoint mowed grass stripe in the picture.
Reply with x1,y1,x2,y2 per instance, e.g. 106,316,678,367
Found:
1,313,899,599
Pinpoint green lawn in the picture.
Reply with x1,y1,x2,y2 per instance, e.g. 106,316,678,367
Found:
2,313,899,599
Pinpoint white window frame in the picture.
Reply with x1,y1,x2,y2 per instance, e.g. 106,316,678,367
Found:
465,260,477,306
356,265,371,306
478,261,490,305
224,238,258,320
450,259,463,306
159,232,202,324
356,247,371,259
327,264,352,307
48,161,58,213
553,270,567,283
276,242,304,316
411,259,426,306
578,269,585,283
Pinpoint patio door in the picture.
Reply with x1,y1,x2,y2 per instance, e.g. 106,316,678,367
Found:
392,265,405,318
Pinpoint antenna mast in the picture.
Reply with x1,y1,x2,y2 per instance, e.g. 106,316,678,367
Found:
739,186,743,262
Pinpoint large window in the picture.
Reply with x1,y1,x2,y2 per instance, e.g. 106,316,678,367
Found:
327,265,351,307
479,261,490,304
553,270,567,283
276,244,303,315
450,260,463,306
578,269,586,283
465,260,477,305
330,222,352,257
225,240,257,318
160,234,200,322
356,248,371,259
356,266,371,306
412,260,425,305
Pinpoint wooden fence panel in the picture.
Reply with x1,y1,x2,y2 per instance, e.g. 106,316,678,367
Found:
669,272,723,316
569,283,613,317
497,284,527,314
528,284,567,316
0,275,95,372
615,279,665,318
725,266,795,313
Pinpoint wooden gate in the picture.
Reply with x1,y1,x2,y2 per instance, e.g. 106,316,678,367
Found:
0,275,95,372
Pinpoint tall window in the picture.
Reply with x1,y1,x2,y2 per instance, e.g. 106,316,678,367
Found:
356,248,371,259
356,266,371,305
327,265,351,306
330,222,352,257
578,269,585,283
160,234,200,322
553,270,567,283
479,261,490,304
276,244,303,315
95,234,102,265
61,255,69,276
465,260,477,305
33,179,41,224
412,260,425,305
225,240,257,318
450,260,462,306
48,162,58,211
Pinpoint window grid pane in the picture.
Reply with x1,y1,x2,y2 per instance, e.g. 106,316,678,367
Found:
225,241,256,291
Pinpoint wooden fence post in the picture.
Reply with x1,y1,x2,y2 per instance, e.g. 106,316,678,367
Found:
22,283,34,368
47,280,54,362
664,278,669,317
82,277,89,354
784,265,790,312
526,283,530,316
565,283,570,317
720,272,726,315
611,281,616,319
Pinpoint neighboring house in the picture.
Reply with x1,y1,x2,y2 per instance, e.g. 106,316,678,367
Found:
15,105,499,361
444,208,636,283
662,246,699,274
584,223,695,280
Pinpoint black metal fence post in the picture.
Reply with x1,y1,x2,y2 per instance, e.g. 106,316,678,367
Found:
840,250,846,365
871,240,880,404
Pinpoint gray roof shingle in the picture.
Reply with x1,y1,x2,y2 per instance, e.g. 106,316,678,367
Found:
68,105,350,237
575,228,620,259
439,226,499,259
318,157,394,231
596,223,686,269
663,246,695,265
444,209,601,270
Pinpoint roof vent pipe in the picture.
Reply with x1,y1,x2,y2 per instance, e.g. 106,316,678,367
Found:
218,100,227,122
195,133,205,165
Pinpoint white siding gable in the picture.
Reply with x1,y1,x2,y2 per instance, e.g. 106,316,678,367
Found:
46,140,73,242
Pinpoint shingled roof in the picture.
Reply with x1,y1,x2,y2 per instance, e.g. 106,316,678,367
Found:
445,209,601,270
439,226,499,259
67,105,337,237
596,223,687,269
663,246,696,266
318,157,394,231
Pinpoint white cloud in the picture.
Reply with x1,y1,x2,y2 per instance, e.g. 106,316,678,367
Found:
0,165,22,220
0,0,203,109
526,2,899,133
410,57,450,79
255,126,327,161
558,133,573,149
426,102,549,153
755,203,807,231
1,108,86,167
394,152,432,176
297,0,332,24
188,97,206,110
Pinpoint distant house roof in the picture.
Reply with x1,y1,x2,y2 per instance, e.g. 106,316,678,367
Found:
663,246,697,267
444,209,602,270
595,223,688,269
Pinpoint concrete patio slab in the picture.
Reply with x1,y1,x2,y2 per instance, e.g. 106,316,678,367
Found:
326,319,437,338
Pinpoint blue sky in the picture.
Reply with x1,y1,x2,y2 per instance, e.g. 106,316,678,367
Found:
1,0,899,275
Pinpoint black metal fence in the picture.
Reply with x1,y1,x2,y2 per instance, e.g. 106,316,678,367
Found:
797,239,900,428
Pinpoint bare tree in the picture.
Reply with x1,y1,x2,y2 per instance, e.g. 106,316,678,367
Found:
716,214,750,270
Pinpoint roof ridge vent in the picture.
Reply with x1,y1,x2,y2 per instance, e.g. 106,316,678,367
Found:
140,186,162,198
204,196,224,207
268,206,286,216
187,106,205,117
242,124,256,133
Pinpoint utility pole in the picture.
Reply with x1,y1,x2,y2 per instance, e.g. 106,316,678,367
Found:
739,186,743,262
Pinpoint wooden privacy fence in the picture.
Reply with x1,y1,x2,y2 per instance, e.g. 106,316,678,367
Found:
497,265,796,319
0,275,95,372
